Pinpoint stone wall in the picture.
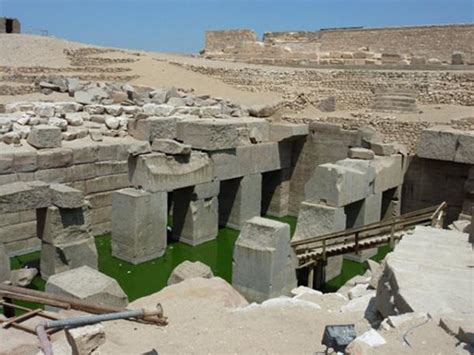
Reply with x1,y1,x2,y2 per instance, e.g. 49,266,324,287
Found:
204,24,474,65
0,17,21,34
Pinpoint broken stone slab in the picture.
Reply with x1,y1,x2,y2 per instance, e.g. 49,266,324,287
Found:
192,180,220,200
127,140,151,156
269,122,309,142
232,217,297,302
27,125,62,149
66,323,106,355
45,266,128,309
353,329,386,348
370,141,395,156
247,103,277,118
0,181,51,214
349,147,375,160
129,152,214,192
127,117,177,142
50,183,84,208
176,118,250,150
454,131,474,164
293,202,346,243
152,138,191,155
371,155,403,194
9,268,38,286
112,188,167,264
0,243,11,283
167,260,214,285
40,237,98,280
386,312,428,328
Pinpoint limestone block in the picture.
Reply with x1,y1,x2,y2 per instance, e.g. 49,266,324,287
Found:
269,123,308,142
96,141,129,161
112,188,167,264
349,147,375,160
127,140,151,156
0,143,38,172
40,238,98,279
293,202,346,243
46,266,128,309
85,174,130,194
66,324,106,355
372,155,403,193
0,181,51,214
0,243,11,283
417,126,458,161
94,161,128,177
219,174,262,229
173,193,218,246
176,118,249,150
27,125,62,149
232,217,297,302
262,168,291,218
151,138,191,155
129,152,214,192
50,184,84,208
128,117,177,141
0,221,36,244
305,162,373,207
370,141,395,156
62,139,99,164
324,255,343,282
36,148,73,169
454,131,474,164
167,260,214,285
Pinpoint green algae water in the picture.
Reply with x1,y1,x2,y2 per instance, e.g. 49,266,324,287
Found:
8,214,390,305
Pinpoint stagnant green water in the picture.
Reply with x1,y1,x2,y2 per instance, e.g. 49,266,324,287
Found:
9,215,390,305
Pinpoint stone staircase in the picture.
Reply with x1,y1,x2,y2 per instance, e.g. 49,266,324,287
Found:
373,89,417,113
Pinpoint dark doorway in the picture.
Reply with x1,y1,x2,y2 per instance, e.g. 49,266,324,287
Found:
6,19,13,34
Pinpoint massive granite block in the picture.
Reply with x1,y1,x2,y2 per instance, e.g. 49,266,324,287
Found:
111,188,167,264
46,266,128,309
128,117,177,142
0,181,51,214
293,202,346,243
129,152,214,192
262,168,291,217
173,196,218,246
50,183,84,209
372,155,403,194
305,162,373,207
269,123,309,142
232,217,297,302
219,174,262,229
27,125,62,149
210,142,292,180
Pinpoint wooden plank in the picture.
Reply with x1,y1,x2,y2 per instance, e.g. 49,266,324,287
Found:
1,308,42,328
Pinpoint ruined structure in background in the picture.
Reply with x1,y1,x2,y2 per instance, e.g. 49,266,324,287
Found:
203,24,474,67
0,17,21,34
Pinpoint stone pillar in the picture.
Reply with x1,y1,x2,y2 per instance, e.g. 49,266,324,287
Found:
345,193,382,262
262,168,291,217
111,188,167,264
38,206,98,280
219,174,262,229
0,243,11,283
173,181,219,246
232,217,297,302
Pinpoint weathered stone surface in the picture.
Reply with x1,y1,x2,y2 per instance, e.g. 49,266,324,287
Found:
128,117,177,141
37,148,73,169
262,168,291,218
27,125,62,149
177,118,249,150
232,217,297,302
269,123,308,142
293,202,346,243
0,243,11,283
370,141,395,156
112,189,167,264
127,140,151,156
46,266,128,309
371,155,403,194
455,131,474,164
167,260,214,285
219,174,262,229
247,103,277,118
66,324,106,355
9,268,38,286
417,126,459,162
375,226,473,319
349,147,375,160
173,192,218,246
192,180,220,200
305,162,374,207
40,237,98,279
130,152,214,192
50,183,84,208
152,139,191,155
0,181,51,214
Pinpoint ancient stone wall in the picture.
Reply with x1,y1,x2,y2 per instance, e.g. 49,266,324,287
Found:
205,29,257,54
0,17,21,34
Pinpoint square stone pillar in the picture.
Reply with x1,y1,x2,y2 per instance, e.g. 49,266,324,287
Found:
232,217,297,302
262,168,291,218
219,174,262,229
112,188,167,264
173,181,219,246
